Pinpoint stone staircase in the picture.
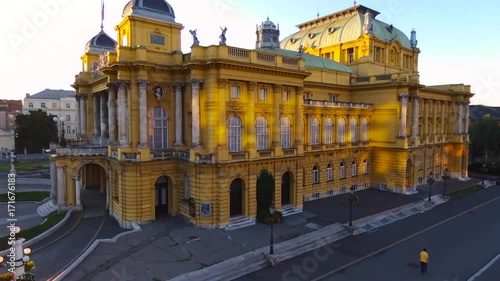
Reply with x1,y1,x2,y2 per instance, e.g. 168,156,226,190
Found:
37,199,58,217
225,215,255,231
280,204,303,217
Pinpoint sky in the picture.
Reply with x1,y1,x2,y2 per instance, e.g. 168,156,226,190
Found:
1,0,499,105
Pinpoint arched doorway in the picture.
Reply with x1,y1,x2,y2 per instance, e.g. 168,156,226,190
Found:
406,159,413,189
281,172,292,205
230,179,243,217
79,163,107,213
155,176,170,217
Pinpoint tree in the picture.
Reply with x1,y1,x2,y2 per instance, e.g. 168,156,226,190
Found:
469,114,500,161
15,110,58,154
256,168,283,224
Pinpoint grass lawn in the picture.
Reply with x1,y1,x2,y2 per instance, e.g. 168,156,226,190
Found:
0,160,50,173
449,185,483,199
0,191,50,202
0,212,66,251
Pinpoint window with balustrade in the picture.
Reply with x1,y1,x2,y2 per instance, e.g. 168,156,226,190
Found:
310,117,320,144
152,106,169,150
338,118,346,143
256,116,268,150
324,118,333,144
350,118,358,142
228,116,242,152
280,116,291,148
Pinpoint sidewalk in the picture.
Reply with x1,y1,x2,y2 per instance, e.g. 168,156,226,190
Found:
63,180,482,281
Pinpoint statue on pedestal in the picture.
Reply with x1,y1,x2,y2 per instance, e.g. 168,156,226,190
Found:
189,29,199,46
219,26,227,44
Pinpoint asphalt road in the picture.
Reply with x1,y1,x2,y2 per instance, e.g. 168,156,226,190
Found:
236,186,500,281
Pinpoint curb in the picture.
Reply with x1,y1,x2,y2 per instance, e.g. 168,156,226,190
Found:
51,222,142,281
0,209,73,257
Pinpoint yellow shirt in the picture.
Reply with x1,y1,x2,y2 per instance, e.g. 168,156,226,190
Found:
420,251,429,263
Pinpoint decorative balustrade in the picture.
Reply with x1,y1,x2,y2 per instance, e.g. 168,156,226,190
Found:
258,150,272,158
256,52,276,62
56,147,107,156
282,148,296,156
230,152,247,161
228,47,250,58
122,152,141,162
282,57,298,65
150,149,189,161
304,100,374,109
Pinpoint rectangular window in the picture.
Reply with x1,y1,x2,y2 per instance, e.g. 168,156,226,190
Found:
329,95,336,102
313,169,319,183
41,103,46,108
313,192,320,198
283,90,290,102
347,48,354,63
327,166,333,181
327,189,334,195
66,115,71,121
259,88,267,101
66,103,70,109
230,85,240,99
150,34,165,45
52,103,57,109
340,187,346,193
374,46,384,63
323,53,330,59
28,102,33,108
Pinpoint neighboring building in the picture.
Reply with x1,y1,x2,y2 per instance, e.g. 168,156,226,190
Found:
46,1,472,229
0,99,22,130
23,89,77,139
0,129,14,159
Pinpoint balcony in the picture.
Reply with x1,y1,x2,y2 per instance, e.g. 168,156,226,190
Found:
55,147,107,157
304,100,374,109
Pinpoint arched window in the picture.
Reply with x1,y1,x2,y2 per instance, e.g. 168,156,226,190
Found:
363,159,368,174
280,117,291,148
66,126,71,134
312,165,319,183
310,117,319,144
152,106,168,150
185,176,190,199
340,162,345,178
326,163,333,181
361,118,368,141
228,116,242,152
256,116,268,150
338,118,346,143
352,160,357,176
324,118,333,144
350,118,358,143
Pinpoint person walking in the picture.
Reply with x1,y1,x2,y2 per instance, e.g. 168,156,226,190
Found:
420,248,429,275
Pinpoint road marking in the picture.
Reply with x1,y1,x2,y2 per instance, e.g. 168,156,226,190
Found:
467,252,500,281
311,196,500,281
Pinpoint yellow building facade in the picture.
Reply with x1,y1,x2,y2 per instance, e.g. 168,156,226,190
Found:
46,2,472,229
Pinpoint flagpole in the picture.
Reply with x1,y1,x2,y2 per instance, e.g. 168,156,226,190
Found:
101,0,104,30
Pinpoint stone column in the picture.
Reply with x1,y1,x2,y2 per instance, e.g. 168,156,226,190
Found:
93,93,100,140
246,82,257,149
80,95,86,136
57,166,66,207
272,84,281,148
138,80,149,147
74,177,81,207
411,95,419,138
295,87,304,146
174,83,184,145
191,79,202,147
117,80,129,146
464,101,470,134
76,96,81,136
50,160,57,200
100,93,108,141
399,94,408,138
107,83,117,143
457,101,464,134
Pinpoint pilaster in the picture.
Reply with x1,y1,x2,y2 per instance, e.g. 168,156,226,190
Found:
173,82,184,146
117,80,130,147
246,82,257,158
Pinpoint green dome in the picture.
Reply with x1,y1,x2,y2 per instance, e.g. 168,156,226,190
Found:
256,48,353,74
280,6,411,50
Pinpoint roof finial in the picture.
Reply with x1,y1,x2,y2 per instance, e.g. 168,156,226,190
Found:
100,0,105,31
354,0,357,7
317,4,320,18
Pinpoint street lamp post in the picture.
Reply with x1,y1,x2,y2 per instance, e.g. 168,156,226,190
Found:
53,116,67,147
347,190,358,235
269,203,275,255
427,172,435,202
9,148,16,176
442,168,450,196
